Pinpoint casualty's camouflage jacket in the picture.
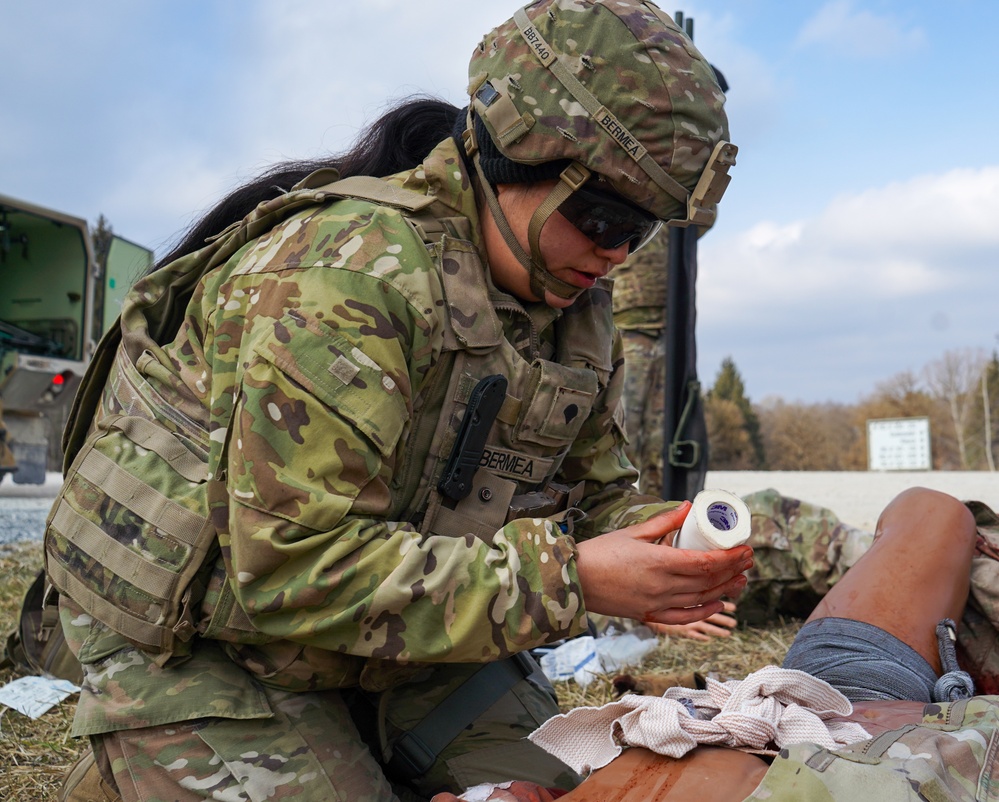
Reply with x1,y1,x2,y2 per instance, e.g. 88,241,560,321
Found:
57,137,677,735
747,695,999,801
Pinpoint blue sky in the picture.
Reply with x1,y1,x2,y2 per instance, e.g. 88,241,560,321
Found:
3,1,998,403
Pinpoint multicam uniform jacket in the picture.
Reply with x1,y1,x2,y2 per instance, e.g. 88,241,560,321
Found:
609,230,669,332
48,138,677,737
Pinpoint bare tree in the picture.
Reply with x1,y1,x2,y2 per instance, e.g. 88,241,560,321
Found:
924,348,988,469
971,352,999,471
983,370,995,471
757,398,859,470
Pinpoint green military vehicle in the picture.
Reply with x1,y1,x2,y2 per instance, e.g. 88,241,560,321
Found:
0,193,152,484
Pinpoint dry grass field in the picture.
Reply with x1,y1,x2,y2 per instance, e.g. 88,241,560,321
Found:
0,538,801,800
0,540,79,801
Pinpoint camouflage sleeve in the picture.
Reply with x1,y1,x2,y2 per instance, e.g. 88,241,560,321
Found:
214,207,588,663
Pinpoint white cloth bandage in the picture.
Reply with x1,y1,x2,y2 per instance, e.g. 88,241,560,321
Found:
528,665,871,774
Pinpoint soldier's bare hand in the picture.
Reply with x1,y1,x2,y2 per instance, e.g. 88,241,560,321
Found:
575,502,753,626
647,601,739,641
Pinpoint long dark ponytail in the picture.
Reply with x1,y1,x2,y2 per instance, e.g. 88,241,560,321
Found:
154,96,463,270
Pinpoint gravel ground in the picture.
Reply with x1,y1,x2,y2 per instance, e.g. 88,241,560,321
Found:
0,472,62,545
2,470,996,545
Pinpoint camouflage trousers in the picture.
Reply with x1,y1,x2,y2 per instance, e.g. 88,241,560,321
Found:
90,658,578,802
619,328,666,497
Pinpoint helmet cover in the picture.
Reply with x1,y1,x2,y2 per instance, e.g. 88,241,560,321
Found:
468,0,731,222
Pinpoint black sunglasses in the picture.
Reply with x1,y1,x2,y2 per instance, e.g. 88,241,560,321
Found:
556,181,663,253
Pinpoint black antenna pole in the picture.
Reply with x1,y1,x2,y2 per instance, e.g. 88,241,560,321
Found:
662,10,708,501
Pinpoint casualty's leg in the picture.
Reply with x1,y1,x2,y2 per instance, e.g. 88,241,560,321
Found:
802,487,977,674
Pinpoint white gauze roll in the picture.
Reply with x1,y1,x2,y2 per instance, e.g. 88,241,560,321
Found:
674,489,751,551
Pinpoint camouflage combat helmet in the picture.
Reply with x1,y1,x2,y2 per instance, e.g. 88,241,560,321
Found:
465,0,736,300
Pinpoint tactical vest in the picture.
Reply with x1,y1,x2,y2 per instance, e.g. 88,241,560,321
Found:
43,170,613,678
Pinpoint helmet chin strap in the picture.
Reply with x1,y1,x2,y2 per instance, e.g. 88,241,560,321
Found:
464,117,590,302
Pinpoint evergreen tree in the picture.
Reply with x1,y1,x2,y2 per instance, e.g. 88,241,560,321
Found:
707,357,765,468
91,214,114,265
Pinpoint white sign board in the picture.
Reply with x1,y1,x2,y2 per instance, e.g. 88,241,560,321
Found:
867,417,932,471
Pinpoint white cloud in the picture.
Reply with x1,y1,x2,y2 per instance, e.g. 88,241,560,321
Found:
673,8,785,147
226,1,517,162
697,165,999,401
701,165,999,322
795,1,926,58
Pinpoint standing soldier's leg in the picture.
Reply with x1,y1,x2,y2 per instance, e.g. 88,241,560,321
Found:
619,328,666,497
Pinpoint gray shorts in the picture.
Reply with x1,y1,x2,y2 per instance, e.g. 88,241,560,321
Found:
782,617,939,703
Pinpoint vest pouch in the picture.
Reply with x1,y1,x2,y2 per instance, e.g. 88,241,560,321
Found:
44,414,216,664
1,570,83,685
514,359,597,449
422,469,517,542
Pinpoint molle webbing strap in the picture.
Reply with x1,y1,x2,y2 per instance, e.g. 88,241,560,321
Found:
75,445,208,546
46,411,215,658
512,7,691,206
46,431,213,640
108,415,209,484
496,395,523,427
49,499,180,601
44,559,173,654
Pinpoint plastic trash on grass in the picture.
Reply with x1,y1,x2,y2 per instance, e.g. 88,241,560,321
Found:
0,674,80,719
538,629,659,688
